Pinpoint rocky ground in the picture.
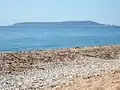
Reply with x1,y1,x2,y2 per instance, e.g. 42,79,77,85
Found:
0,45,120,90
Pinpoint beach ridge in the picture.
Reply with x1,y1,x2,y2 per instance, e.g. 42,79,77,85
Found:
0,45,120,89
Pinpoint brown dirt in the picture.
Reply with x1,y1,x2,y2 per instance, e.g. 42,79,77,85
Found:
48,73,120,90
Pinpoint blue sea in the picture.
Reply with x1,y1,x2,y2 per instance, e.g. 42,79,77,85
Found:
0,26,120,52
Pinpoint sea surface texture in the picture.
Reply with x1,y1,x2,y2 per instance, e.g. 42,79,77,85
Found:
0,24,120,51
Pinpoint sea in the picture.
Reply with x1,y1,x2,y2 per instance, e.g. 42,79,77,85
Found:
0,26,120,52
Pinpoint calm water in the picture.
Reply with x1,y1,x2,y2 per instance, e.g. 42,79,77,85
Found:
0,26,120,51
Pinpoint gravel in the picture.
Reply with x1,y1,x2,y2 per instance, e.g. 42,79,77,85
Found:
0,45,120,89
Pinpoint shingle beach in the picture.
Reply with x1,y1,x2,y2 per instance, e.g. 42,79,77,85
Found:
0,45,120,90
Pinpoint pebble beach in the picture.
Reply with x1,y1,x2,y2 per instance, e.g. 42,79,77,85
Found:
0,45,120,90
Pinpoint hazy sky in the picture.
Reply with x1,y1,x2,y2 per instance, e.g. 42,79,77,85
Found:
0,0,120,25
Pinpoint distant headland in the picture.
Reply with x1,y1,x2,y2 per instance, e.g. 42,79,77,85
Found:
1,21,120,28
12,21,120,28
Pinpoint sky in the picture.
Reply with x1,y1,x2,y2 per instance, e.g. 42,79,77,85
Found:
0,0,120,26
